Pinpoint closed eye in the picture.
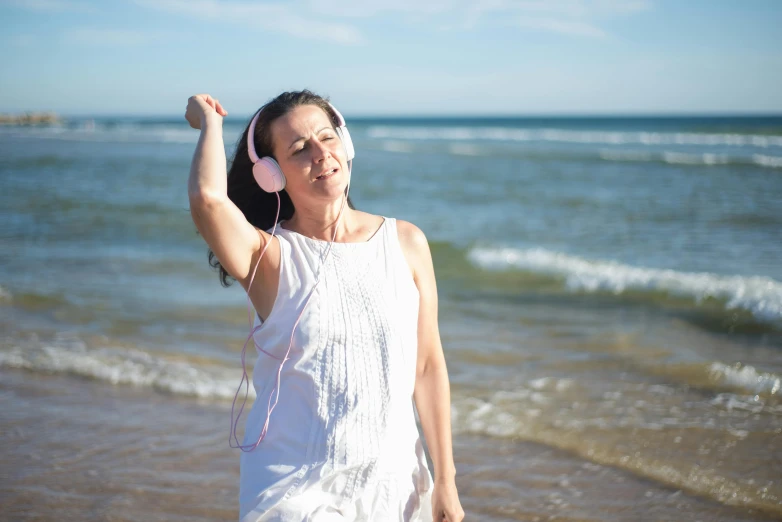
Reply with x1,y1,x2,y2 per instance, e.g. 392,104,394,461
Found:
291,133,335,156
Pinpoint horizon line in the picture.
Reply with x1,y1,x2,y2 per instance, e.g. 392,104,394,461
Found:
19,111,782,120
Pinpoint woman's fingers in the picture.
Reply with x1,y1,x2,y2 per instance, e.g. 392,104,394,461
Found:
201,95,227,116
184,94,227,129
435,506,464,521
214,99,228,116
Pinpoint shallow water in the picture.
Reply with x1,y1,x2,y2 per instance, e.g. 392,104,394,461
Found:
1,115,781,519
3,370,778,521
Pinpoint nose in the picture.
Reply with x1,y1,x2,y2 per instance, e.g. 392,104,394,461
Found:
310,138,331,164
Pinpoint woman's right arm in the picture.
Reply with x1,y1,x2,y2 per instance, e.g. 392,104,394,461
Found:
185,94,272,285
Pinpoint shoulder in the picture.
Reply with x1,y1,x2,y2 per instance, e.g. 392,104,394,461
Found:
395,219,429,252
394,219,433,282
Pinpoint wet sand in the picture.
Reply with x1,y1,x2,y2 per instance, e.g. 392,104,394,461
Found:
2,369,778,522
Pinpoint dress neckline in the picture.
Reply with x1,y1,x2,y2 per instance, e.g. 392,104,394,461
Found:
278,217,387,245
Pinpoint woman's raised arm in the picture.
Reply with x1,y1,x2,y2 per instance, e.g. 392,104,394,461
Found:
185,94,274,286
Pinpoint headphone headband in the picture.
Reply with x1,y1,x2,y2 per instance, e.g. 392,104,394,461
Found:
247,101,346,163
247,110,262,163
328,102,346,127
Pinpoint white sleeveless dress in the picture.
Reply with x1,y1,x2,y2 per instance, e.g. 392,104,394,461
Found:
240,218,434,522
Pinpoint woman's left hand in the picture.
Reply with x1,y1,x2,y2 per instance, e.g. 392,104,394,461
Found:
432,477,465,522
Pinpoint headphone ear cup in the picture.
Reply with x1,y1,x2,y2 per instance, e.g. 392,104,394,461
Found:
336,126,355,161
253,157,286,193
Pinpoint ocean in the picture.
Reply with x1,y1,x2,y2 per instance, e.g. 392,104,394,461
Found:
1,114,781,521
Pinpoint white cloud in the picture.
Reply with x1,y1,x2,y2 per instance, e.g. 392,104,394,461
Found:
131,0,651,42
134,0,363,45
6,0,94,13
9,34,36,47
515,16,607,38
466,0,651,35
63,28,163,46
591,0,651,15
304,0,455,18
304,0,652,18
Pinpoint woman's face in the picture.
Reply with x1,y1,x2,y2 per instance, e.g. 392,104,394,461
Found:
270,104,349,203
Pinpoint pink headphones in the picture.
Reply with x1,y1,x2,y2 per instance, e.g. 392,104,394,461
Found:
246,102,355,193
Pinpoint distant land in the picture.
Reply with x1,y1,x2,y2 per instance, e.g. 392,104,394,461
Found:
0,112,61,125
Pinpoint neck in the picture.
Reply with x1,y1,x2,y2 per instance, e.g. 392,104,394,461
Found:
285,194,355,242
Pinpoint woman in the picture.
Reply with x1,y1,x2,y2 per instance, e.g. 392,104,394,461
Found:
185,91,463,522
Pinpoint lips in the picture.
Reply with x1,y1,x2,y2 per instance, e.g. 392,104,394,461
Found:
315,167,338,181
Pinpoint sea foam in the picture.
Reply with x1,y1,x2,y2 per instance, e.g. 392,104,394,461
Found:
367,126,782,149
468,246,782,323
709,362,782,396
0,341,253,401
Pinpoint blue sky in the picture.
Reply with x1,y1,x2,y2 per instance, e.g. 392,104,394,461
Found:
1,0,781,116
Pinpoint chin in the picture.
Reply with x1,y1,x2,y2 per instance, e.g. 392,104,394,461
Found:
313,179,349,199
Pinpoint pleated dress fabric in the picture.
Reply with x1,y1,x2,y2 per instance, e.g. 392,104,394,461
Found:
239,218,433,522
